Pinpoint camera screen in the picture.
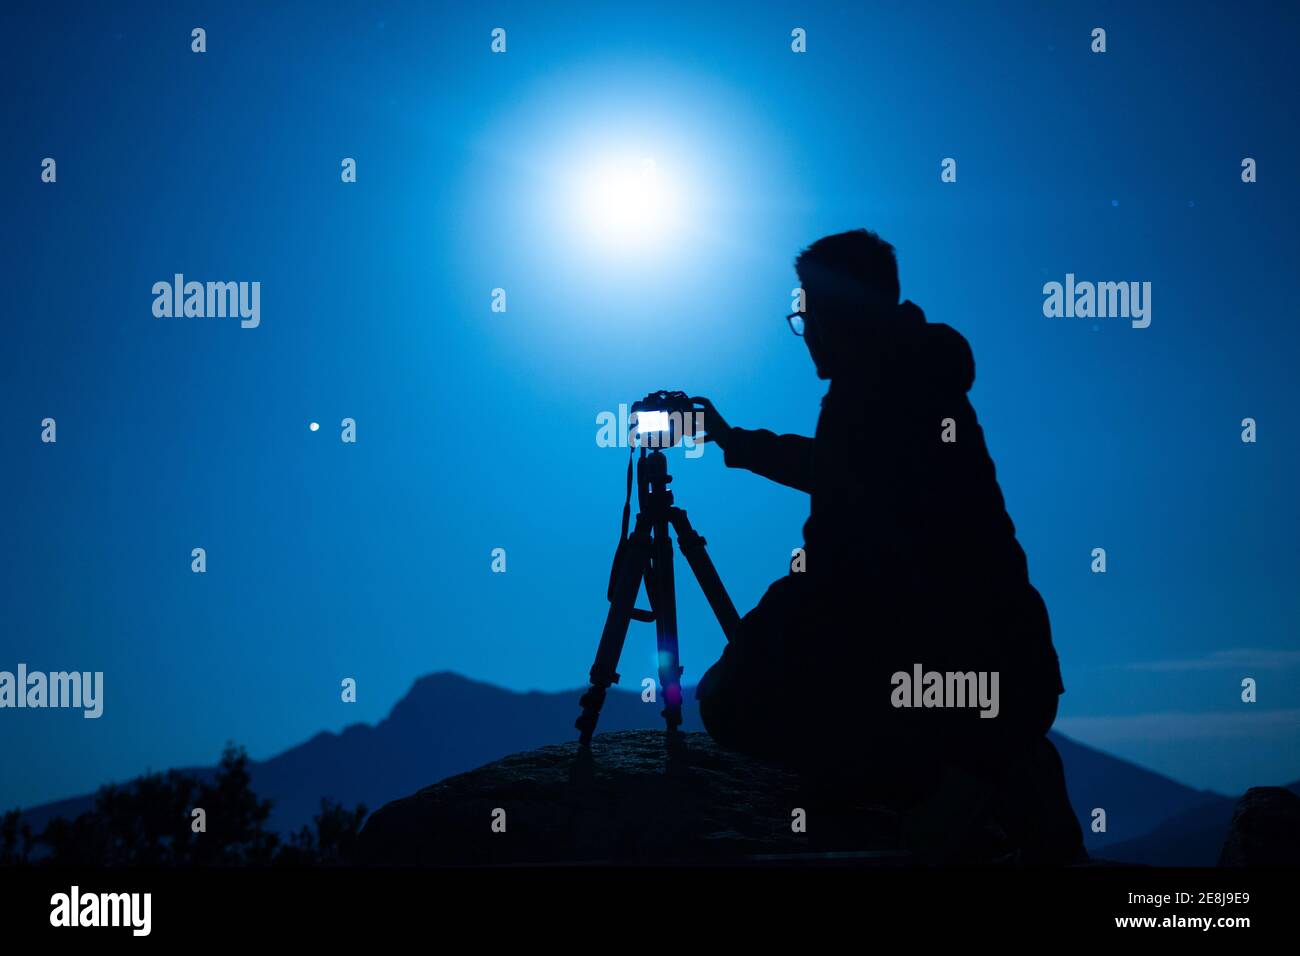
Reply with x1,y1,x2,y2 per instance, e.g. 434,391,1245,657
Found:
634,410,672,435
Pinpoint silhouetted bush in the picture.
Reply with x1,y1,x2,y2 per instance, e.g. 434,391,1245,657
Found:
3,744,366,866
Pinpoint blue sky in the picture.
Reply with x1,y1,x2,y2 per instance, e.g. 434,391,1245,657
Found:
2,0,1298,809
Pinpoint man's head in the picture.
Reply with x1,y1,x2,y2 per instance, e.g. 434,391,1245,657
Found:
794,229,902,378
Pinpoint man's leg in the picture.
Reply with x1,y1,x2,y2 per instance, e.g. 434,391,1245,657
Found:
963,685,1084,864
695,647,748,751
988,734,1085,864
696,574,806,760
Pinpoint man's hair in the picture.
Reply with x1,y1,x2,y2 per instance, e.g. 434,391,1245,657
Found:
794,229,900,313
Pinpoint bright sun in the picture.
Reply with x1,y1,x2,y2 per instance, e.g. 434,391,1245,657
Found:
579,156,679,249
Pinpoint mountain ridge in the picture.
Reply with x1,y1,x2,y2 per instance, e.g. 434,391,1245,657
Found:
18,671,1264,864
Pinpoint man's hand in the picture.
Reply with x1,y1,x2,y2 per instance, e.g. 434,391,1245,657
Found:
689,396,734,450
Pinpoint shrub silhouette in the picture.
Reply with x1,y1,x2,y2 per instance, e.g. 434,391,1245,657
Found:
2,744,366,866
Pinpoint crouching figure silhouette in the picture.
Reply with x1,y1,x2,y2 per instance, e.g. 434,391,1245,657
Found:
692,230,1084,864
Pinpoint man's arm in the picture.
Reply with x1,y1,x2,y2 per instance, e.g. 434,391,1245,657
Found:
721,427,815,493
690,395,815,492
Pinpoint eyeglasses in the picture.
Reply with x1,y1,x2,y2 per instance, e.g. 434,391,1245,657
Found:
785,311,806,337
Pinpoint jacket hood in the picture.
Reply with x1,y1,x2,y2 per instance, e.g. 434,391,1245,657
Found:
832,300,976,396
911,311,976,395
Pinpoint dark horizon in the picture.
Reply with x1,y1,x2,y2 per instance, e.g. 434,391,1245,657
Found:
17,668,1282,869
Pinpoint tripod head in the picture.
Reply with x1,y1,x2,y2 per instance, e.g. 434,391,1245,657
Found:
636,447,673,511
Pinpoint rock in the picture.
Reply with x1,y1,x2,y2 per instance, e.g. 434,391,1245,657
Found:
357,730,912,865
1217,786,1300,866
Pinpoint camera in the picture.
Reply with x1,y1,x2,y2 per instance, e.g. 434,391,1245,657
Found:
629,389,695,449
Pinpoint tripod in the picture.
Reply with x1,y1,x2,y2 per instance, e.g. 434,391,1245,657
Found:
576,446,741,746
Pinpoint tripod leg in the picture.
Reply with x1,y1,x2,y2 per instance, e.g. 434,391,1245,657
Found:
576,514,653,745
668,507,742,644
648,516,685,739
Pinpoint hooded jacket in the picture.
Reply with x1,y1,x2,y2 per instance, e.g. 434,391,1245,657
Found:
723,301,1064,700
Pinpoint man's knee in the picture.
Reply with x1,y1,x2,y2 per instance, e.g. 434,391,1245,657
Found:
696,647,784,756
698,678,760,755
697,687,735,747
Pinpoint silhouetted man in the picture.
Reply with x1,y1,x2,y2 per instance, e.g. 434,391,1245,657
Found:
691,229,1082,863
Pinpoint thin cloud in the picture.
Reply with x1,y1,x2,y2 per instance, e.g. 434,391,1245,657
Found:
1055,708,1300,743
1124,649,1300,672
